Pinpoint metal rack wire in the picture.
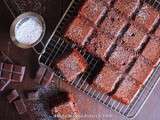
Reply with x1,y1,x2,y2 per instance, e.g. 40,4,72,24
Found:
38,0,160,119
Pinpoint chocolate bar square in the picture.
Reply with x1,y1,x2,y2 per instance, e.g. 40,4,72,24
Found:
35,66,47,84
14,99,27,115
41,70,54,87
7,89,19,103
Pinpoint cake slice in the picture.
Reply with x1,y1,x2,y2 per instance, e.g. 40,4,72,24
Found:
100,9,128,38
51,94,79,120
142,36,160,65
112,75,142,104
93,62,122,93
129,56,153,84
121,23,146,50
135,3,159,31
79,0,108,25
109,45,135,71
85,32,114,60
114,0,141,18
64,15,94,46
56,49,88,82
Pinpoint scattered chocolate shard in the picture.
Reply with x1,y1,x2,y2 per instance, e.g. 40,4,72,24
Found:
41,70,54,87
27,90,39,101
13,99,27,115
7,89,19,103
35,66,47,84
0,79,11,92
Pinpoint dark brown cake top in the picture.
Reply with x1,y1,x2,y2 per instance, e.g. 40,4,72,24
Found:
64,15,94,46
79,0,108,25
113,75,142,104
56,49,88,82
93,62,122,93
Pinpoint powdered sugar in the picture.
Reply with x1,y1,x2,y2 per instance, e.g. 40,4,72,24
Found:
15,17,43,45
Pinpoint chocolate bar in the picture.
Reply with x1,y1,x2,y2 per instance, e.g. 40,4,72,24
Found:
35,66,47,84
7,89,19,103
13,99,27,115
35,66,54,87
0,62,26,83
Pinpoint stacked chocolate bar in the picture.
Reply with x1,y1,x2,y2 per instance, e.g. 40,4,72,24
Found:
62,0,160,104
0,62,26,91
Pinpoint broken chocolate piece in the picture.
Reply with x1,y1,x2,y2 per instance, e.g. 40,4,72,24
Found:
0,79,11,91
14,99,27,115
27,90,39,101
35,65,47,84
41,70,54,87
7,89,19,103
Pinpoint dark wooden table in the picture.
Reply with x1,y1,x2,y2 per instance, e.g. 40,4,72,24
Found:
0,1,160,120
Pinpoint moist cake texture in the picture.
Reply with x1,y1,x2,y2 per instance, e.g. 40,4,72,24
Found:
79,0,108,25
56,49,87,82
121,23,146,50
109,45,135,71
93,62,121,93
64,15,94,46
100,9,127,38
114,0,141,18
142,36,160,65
129,56,153,84
85,32,114,60
135,3,159,31
113,75,141,104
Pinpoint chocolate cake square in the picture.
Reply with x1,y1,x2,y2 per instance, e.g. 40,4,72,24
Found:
129,56,152,84
85,32,114,59
121,24,145,50
113,76,141,104
41,70,54,87
51,94,79,120
64,16,94,46
142,36,160,65
114,0,141,18
56,49,88,82
100,9,127,38
93,62,121,93
109,45,135,71
1,63,13,80
135,3,159,30
79,0,107,25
